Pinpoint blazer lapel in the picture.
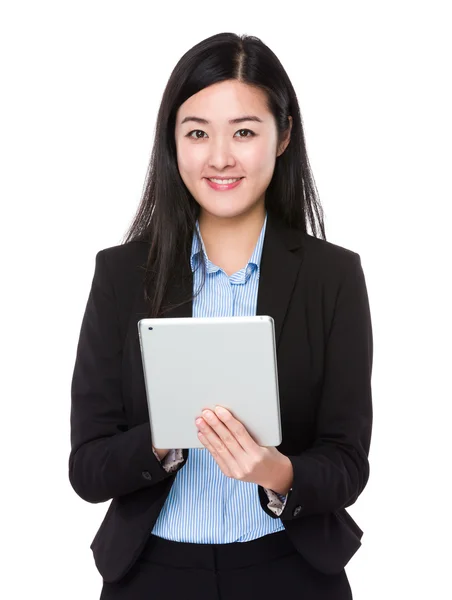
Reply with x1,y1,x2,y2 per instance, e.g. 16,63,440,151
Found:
256,212,305,348
159,245,193,318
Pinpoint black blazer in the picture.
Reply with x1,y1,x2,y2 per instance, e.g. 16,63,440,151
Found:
69,211,373,584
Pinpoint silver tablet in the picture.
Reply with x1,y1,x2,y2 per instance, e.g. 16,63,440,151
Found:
137,316,282,449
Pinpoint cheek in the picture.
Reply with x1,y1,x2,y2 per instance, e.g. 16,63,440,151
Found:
243,143,276,174
177,148,203,179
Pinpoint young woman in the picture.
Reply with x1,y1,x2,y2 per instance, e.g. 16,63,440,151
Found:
69,32,373,600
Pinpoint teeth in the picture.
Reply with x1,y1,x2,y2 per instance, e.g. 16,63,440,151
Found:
208,178,241,184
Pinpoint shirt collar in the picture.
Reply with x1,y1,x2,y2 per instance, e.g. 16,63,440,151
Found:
190,212,268,277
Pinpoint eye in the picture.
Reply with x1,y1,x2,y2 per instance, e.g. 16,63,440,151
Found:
234,129,255,138
186,130,207,139
185,129,256,140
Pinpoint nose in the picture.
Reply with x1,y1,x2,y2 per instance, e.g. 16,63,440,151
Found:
207,136,236,171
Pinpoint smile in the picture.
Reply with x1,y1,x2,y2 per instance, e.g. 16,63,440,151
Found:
205,177,244,191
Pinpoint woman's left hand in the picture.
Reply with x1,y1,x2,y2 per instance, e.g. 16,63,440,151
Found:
195,405,292,492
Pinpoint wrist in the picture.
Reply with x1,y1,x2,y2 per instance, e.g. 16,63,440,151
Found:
266,455,293,495
153,446,170,461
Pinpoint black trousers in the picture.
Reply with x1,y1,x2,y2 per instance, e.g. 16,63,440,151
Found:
100,529,352,600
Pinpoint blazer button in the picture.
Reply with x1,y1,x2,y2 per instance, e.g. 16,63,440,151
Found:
293,506,302,517
142,471,152,481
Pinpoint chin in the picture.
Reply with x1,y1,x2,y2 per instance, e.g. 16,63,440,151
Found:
196,198,263,221
198,202,255,220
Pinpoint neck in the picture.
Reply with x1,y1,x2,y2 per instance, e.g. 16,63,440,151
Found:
198,204,266,271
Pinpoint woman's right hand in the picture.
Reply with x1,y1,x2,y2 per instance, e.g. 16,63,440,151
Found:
153,446,170,461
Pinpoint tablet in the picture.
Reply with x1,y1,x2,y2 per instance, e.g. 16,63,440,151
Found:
137,316,282,449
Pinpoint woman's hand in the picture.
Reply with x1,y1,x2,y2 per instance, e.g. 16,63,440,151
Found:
195,406,293,494
152,446,170,461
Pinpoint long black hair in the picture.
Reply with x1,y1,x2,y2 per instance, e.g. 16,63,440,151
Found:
122,32,326,318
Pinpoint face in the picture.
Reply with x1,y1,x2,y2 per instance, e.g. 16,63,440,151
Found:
174,79,291,222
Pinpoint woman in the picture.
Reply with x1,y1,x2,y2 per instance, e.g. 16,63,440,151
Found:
69,32,373,599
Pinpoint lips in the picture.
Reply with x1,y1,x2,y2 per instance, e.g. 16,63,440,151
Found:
205,177,244,182
204,177,244,191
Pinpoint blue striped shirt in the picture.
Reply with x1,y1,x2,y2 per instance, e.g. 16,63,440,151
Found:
151,212,286,542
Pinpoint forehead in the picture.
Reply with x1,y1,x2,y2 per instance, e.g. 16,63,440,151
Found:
176,80,270,124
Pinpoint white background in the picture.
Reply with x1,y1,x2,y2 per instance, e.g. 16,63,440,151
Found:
1,1,451,598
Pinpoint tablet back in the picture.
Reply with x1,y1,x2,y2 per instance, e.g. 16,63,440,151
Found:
137,316,282,449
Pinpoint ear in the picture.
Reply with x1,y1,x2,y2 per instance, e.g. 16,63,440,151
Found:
277,115,293,157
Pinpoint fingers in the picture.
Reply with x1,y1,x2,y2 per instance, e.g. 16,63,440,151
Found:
196,430,234,477
196,409,243,459
212,406,258,453
195,406,257,457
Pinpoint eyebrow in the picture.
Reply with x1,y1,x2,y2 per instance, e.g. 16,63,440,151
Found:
180,115,264,126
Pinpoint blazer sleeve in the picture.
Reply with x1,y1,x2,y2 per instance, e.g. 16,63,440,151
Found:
69,249,185,504
266,253,373,520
